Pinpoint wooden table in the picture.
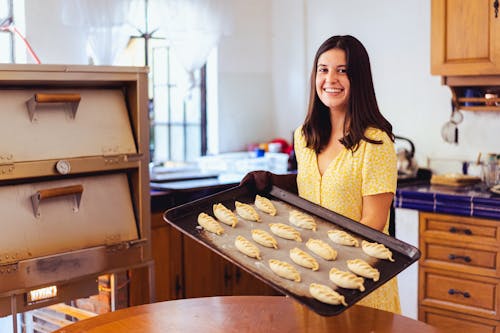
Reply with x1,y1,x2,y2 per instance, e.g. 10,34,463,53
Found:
54,296,447,333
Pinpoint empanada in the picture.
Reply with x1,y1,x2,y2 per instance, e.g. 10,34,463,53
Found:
254,194,277,216
235,201,261,222
361,240,395,262
329,267,365,291
251,229,278,249
327,229,359,247
309,283,347,306
306,239,337,260
268,259,301,282
289,210,317,231
235,235,261,260
290,247,319,271
347,259,380,281
269,223,302,242
197,213,224,235
213,203,238,227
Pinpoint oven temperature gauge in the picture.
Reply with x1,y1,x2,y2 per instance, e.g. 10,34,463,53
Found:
56,160,71,175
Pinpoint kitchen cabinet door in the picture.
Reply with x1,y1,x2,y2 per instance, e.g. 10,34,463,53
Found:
150,212,184,301
431,0,500,75
230,266,282,296
183,235,230,298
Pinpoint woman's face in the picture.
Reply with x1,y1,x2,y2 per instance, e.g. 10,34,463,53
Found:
315,48,350,112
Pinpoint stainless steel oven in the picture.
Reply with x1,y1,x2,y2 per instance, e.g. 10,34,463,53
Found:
0,64,152,332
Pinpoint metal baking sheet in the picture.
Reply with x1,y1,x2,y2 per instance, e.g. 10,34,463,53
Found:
163,185,420,316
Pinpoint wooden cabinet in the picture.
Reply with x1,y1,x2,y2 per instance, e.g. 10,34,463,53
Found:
151,211,184,300
418,212,500,332
431,0,500,76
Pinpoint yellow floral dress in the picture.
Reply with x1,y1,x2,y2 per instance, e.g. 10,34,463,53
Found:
294,126,401,314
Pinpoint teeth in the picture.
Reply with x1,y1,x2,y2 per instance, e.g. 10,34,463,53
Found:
324,88,342,93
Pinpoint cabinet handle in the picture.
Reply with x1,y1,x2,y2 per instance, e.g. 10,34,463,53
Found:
224,266,232,288
448,254,471,263
449,226,472,235
495,0,499,18
31,184,83,218
26,93,81,122
235,267,242,283
448,288,470,298
175,275,182,298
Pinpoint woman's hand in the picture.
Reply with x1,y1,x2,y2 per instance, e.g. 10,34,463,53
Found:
240,170,273,193
240,171,298,194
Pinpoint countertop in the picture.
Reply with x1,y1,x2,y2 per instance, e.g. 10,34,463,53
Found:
395,184,500,220
53,296,447,333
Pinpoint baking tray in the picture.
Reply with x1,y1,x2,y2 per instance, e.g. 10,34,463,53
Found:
163,185,420,316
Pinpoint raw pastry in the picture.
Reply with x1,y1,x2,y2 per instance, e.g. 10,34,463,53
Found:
290,247,319,271
327,229,359,247
269,223,302,242
213,203,238,227
361,240,395,262
309,283,347,306
235,235,261,260
254,194,277,216
347,259,380,281
306,239,337,261
289,210,317,231
197,213,224,235
251,229,278,249
329,267,365,291
235,201,261,222
268,259,301,282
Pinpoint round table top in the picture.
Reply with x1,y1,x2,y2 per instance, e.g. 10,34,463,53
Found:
54,296,446,333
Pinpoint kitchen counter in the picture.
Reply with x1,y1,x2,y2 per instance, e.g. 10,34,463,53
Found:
53,296,447,333
395,184,500,220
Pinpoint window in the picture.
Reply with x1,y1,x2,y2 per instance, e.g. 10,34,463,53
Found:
150,44,207,163
0,0,14,63
118,34,208,165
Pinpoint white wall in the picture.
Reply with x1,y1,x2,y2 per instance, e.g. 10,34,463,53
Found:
216,0,274,152
21,0,499,167
24,0,87,64
280,0,499,170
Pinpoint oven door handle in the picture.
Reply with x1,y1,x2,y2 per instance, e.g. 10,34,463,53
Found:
31,184,84,218
26,93,82,122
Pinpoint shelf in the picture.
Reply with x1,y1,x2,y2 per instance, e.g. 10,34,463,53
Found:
450,87,500,112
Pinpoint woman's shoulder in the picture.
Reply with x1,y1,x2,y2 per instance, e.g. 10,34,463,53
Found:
294,126,305,144
363,127,392,143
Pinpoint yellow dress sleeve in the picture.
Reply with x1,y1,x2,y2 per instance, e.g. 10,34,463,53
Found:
361,129,397,196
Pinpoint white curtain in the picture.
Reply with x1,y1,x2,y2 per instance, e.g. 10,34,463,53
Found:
155,0,230,96
62,0,132,65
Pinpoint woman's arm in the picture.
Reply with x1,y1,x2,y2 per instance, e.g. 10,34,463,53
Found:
360,192,394,231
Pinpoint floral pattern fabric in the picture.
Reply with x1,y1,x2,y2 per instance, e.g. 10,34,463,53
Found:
294,126,401,314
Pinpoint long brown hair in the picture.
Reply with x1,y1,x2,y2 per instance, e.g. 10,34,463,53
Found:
302,35,394,153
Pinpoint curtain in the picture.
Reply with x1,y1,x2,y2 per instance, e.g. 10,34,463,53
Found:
155,0,230,96
62,0,132,65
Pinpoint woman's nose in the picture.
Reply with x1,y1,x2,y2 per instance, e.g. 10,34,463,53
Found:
326,70,338,82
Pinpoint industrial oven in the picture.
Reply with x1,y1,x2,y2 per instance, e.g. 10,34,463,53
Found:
0,64,152,332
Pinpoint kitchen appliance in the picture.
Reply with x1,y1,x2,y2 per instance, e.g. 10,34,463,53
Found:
395,135,419,179
0,64,152,332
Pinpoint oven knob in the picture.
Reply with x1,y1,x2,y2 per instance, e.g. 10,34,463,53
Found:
56,160,71,175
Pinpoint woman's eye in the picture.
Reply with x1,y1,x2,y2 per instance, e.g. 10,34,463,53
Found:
338,68,347,74
317,68,327,73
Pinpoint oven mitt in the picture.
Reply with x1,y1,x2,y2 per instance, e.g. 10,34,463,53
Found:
240,170,298,195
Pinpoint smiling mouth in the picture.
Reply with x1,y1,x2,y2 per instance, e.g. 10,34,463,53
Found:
324,87,343,93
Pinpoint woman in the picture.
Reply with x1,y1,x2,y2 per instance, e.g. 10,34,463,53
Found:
242,35,399,313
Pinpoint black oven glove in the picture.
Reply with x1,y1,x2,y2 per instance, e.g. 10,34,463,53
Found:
240,170,298,195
